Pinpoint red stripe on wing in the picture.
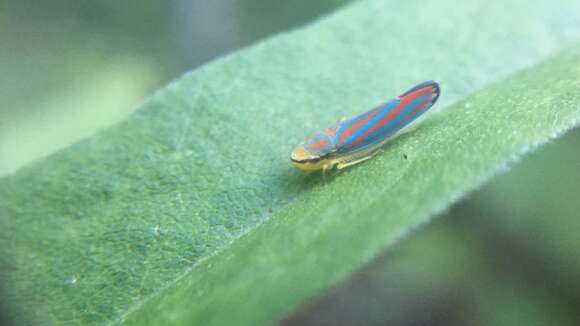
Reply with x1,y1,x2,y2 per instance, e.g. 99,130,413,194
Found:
309,139,328,149
338,110,379,144
348,86,434,147
401,95,434,123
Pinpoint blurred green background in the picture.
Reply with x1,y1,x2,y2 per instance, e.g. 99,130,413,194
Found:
2,1,580,325
0,0,346,176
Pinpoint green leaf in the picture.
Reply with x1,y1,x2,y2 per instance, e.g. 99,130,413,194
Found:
2,1,580,325
120,48,580,326
285,128,580,326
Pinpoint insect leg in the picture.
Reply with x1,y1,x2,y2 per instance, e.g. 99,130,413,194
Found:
322,163,332,180
336,155,374,169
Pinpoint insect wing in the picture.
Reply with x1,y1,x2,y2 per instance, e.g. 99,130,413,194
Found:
303,130,335,156
335,81,440,153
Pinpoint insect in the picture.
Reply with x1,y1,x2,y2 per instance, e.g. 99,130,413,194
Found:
291,80,440,171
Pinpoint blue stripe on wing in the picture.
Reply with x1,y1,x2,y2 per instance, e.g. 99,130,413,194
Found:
343,99,400,146
362,94,431,145
338,93,432,153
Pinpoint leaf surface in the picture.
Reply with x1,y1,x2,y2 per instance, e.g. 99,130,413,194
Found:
2,1,580,325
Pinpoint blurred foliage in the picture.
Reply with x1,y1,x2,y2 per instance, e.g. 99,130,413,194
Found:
0,0,346,175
